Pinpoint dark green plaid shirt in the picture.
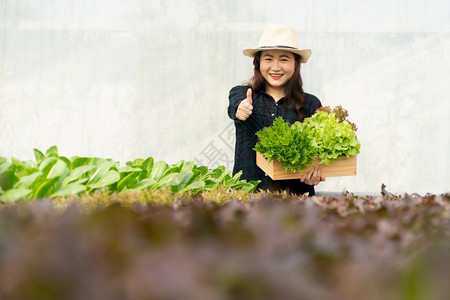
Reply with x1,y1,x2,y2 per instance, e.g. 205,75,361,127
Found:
228,85,322,195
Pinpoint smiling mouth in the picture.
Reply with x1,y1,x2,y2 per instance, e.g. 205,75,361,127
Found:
270,73,283,79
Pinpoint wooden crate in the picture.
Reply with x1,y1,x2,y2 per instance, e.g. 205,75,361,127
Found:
256,152,357,180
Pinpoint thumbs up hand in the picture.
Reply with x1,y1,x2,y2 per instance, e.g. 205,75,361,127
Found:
236,88,253,121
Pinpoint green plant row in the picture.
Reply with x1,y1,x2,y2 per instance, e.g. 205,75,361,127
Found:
254,106,361,172
0,146,259,203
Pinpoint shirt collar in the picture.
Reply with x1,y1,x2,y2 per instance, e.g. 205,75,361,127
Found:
260,88,287,104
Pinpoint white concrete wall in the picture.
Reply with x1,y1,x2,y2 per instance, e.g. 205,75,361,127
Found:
1,0,449,194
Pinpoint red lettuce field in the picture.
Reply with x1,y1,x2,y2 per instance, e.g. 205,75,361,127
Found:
0,186,449,300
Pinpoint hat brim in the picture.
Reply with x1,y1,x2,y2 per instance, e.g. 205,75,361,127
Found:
243,47,311,63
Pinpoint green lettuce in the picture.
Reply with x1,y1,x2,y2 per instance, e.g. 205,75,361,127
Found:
254,106,361,172
298,107,361,164
0,146,260,203
254,117,315,172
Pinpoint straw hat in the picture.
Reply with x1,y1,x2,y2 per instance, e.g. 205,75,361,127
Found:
243,26,311,63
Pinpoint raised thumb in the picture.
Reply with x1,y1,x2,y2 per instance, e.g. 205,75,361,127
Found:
246,88,253,105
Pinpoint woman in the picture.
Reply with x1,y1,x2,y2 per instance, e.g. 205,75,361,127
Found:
227,26,326,195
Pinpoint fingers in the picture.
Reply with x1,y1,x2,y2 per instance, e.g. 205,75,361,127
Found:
236,88,253,121
303,166,319,186
240,100,253,112
236,100,253,120
300,165,325,186
246,88,252,105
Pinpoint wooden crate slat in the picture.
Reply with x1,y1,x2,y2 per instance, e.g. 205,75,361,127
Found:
256,152,357,180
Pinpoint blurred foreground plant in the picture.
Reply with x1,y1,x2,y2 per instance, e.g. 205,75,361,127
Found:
0,187,449,300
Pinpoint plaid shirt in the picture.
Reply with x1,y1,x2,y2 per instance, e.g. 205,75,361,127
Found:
228,85,322,195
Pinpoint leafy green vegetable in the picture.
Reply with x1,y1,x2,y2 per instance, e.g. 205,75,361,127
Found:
254,117,315,172
0,146,260,203
254,106,361,171
299,106,361,164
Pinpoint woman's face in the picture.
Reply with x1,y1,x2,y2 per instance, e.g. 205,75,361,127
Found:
259,50,296,91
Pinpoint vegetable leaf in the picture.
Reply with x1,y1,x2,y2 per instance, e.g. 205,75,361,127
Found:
254,117,314,172
254,106,361,172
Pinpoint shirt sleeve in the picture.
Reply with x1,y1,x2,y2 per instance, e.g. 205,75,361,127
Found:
305,94,323,117
228,85,247,121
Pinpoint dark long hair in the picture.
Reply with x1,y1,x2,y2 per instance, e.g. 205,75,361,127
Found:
248,51,306,118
